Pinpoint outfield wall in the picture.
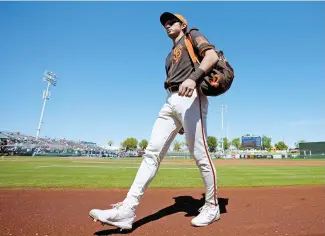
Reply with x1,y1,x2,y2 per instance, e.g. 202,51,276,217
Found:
299,142,325,156
166,152,325,159
6,150,325,159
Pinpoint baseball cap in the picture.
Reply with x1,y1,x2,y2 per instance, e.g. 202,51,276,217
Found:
160,12,187,29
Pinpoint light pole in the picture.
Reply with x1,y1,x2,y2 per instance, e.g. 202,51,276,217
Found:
220,104,227,152
36,70,58,140
227,124,229,140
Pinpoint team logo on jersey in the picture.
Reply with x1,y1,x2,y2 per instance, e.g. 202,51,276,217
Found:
173,45,182,63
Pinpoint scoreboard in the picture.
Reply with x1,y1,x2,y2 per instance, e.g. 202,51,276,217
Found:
241,136,262,148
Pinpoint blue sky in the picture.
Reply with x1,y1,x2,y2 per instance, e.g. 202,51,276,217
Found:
1,2,324,148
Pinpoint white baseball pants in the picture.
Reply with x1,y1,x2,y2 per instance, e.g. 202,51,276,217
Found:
124,89,218,210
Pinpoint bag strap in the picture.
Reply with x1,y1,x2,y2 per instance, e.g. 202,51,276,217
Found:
185,31,200,65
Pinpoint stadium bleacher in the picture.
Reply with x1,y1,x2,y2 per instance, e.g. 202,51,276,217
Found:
0,131,106,157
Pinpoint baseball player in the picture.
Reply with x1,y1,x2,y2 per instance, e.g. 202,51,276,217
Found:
90,12,220,229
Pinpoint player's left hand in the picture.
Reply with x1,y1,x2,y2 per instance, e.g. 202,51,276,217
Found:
178,127,185,135
178,79,196,97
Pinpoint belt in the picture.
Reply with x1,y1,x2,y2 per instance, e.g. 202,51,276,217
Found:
166,85,179,93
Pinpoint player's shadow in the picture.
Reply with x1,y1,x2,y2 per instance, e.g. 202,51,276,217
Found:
94,194,229,235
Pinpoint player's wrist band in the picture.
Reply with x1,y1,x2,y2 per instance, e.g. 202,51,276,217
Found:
189,68,206,83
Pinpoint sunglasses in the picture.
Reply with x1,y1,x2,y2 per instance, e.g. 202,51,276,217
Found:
164,19,181,28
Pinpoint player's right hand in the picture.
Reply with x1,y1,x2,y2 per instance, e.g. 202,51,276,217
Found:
178,79,196,97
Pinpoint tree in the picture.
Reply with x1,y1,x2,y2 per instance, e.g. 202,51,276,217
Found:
108,140,113,146
207,136,217,152
173,141,182,151
231,138,241,150
275,141,288,150
223,137,231,150
122,137,138,150
262,136,272,151
295,140,306,149
139,139,148,150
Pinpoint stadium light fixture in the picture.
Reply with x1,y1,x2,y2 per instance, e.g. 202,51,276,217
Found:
36,70,59,140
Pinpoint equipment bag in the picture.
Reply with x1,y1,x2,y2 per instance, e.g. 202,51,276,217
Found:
185,28,235,96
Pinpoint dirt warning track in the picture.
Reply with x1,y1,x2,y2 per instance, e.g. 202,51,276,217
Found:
0,186,324,236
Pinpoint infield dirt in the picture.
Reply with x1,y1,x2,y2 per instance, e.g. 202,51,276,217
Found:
1,186,324,236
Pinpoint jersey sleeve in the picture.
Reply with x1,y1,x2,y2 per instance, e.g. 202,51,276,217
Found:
189,30,216,57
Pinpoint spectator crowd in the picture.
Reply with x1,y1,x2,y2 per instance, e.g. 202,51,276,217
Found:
0,131,119,157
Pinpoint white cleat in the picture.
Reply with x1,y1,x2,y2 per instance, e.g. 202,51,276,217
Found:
191,202,220,227
89,202,136,230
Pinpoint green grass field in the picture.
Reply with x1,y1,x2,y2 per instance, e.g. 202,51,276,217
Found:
0,157,324,188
